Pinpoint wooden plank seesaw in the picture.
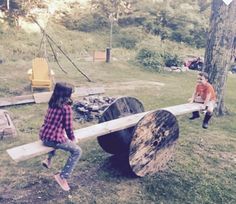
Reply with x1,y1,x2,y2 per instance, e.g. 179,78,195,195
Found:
6,97,203,177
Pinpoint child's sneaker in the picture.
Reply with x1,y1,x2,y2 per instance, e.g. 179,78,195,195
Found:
42,159,51,169
54,173,70,191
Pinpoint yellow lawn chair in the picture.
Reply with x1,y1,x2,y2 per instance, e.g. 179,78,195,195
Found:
27,58,55,92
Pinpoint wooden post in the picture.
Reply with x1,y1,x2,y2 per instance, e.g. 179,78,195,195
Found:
106,47,111,63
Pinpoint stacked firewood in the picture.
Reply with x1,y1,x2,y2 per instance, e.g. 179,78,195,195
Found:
73,96,116,122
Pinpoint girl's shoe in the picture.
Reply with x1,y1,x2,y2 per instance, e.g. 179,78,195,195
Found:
42,159,51,169
54,173,70,191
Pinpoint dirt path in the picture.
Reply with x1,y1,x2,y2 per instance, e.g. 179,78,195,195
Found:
105,80,165,90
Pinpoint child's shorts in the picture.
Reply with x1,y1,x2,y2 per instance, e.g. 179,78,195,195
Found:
194,96,216,112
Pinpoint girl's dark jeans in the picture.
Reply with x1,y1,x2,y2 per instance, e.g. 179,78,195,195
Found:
43,140,82,179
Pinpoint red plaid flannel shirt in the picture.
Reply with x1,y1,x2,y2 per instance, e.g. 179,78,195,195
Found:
39,104,75,143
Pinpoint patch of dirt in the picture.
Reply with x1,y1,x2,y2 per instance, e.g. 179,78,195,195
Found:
218,152,236,163
0,155,138,204
105,80,165,90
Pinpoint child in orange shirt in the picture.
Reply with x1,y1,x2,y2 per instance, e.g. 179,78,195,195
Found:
189,72,216,129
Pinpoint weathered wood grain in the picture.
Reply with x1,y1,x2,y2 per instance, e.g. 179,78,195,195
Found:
129,110,179,177
97,97,144,155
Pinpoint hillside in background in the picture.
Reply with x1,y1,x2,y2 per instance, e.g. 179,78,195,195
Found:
0,0,211,46
0,0,211,69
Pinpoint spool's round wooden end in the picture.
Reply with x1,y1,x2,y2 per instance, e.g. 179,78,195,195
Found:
97,97,144,155
129,110,179,177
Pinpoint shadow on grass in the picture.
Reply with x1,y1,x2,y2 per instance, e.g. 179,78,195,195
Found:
99,154,138,179
76,154,138,186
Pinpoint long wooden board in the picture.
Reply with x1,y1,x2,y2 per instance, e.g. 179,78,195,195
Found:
0,87,105,107
6,103,203,162
0,95,35,107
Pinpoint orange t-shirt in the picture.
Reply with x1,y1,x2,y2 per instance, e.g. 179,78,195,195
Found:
196,82,216,101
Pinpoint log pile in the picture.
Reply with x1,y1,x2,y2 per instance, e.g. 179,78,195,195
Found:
73,96,116,122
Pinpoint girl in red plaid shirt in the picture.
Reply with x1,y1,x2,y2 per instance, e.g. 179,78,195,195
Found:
39,82,82,191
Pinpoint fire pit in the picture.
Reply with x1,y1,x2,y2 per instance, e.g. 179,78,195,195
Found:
73,96,116,123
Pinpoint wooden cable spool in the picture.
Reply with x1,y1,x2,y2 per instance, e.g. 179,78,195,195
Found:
97,97,144,155
6,100,201,168
97,97,179,177
129,110,179,177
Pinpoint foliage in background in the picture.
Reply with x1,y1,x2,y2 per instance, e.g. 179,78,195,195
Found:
136,48,163,71
0,0,45,15
63,0,134,31
90,0,134,20
113,27,143,49
1,0,211,49
162,52,183,67
58,0,211,49
99,0,210,48
136,47,183,70
64,11,110,32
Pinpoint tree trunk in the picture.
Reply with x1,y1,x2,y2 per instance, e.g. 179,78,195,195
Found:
203,0,236,116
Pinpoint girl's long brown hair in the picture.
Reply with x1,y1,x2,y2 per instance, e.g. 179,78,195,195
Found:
49,82,73,108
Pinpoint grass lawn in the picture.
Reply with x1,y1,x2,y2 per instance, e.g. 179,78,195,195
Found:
0,26,235,204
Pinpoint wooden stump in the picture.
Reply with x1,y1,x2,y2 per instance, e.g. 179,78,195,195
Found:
97,97,144,155
129,110,179,177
